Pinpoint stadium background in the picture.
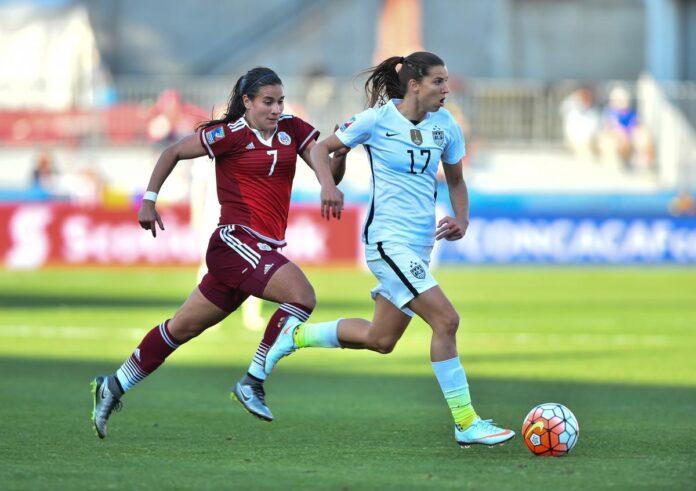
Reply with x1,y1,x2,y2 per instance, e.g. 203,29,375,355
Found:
1,1,695,490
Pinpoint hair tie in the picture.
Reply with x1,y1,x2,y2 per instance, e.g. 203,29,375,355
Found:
400,57,406,63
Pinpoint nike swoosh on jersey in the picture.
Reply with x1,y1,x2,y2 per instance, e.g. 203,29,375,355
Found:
386,132,399,137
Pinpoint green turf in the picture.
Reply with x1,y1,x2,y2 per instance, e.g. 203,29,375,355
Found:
1,267,695,490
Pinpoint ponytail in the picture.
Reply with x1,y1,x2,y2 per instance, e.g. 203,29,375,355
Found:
362,51,445,108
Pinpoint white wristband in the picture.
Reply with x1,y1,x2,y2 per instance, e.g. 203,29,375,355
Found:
143,191,158,203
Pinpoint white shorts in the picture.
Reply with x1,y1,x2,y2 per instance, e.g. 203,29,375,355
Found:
365,241,438,317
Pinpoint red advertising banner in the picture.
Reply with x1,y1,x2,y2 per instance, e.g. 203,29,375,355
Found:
0,203,363,268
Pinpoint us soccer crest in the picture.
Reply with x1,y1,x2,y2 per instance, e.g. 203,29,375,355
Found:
409,261,426,280
432,128,445,147
410,129,423,145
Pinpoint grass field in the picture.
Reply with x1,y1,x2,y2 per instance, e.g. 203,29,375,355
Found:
0,266,695,490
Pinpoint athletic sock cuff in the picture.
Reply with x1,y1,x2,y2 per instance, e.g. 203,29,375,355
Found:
279,303,313,322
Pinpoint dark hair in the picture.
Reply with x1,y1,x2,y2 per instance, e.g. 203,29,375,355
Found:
198,67,282,130
362,51,445,108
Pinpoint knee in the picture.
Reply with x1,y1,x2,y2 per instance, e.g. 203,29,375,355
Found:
289,287,316,311
367,335,398,354
168,316,207,342
435,312,460,337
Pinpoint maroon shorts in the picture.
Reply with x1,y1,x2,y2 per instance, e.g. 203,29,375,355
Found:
198,225,289,312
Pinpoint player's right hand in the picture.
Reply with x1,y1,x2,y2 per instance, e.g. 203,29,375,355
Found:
138,201,165,237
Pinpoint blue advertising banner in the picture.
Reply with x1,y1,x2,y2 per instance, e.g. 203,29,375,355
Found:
436,216,696,264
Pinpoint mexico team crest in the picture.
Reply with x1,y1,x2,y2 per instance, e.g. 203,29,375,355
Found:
432,128,445,147
410,129,423,145
278,131,291,145
409,261,426,280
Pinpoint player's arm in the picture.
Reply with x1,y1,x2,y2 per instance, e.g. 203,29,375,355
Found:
139,134,207,237
436,161,470,241
300,129,348,185
305,135,348,220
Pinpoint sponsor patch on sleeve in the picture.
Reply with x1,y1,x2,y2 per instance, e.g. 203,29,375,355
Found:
339,116,356,132
205,126,225,144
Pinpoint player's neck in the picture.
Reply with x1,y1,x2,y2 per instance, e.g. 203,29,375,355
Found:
244,115,275,139
396,99,426,124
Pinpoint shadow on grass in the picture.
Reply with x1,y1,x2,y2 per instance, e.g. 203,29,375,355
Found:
0,293,373,311
1,356,695,490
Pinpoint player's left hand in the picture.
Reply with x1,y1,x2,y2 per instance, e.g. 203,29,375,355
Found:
435,216,469,241
320,184,344,220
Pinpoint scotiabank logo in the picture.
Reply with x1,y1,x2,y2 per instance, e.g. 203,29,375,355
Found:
0,203,363,268
1,203,202,268
284,215,328,262
5,206,53,268
61,213,201,264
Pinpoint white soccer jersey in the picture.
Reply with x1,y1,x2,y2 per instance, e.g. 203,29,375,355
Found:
336,99,465,246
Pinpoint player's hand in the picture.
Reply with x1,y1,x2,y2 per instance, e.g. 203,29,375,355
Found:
138,201,165,237
435,216,468,241
320,184,344,221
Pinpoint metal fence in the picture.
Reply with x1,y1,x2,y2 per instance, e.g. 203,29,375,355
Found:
3,76,695,148
112,77,696,145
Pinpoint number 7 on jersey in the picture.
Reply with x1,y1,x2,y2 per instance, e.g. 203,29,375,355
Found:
267,150,278,176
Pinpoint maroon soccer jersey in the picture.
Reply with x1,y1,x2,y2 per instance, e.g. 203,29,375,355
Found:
198,115,318,245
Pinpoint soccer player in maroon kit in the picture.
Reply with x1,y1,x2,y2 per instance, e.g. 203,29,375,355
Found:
91,67,346,439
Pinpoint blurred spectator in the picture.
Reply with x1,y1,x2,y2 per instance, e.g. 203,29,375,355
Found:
446,102,472,166
31,150,60,197
436,102,471,182
668,191,696,216
598,84,654,171
560,86,600,160
146,89,209,146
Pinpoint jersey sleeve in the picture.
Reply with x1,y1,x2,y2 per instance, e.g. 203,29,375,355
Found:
199,123,238,159
291,116,320,154
441,116,466,165
335,108,376,148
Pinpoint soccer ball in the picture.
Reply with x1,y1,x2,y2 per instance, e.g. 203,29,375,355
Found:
522,403,579,457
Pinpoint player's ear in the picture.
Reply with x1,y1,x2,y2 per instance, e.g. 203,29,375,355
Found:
408,78,420,95
242,94,252,111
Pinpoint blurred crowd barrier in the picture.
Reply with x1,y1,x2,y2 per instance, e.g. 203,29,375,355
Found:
0,203,363,269
3,200,695,268
438,215,696,264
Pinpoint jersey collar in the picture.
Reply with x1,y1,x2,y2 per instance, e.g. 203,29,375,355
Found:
389,99,432,127
240,116,278,147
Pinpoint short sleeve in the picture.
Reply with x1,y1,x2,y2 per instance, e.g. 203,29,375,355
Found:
335,109,376,148
199,123,237,159
291,116,320,154
441,117,466,165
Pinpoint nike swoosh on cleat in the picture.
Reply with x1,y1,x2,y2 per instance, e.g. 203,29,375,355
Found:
473,430,513,442
238,386,253,402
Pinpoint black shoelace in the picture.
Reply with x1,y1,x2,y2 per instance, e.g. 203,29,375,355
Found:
251,383,266,403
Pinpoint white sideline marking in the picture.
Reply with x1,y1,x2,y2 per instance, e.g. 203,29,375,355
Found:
0,325,144,340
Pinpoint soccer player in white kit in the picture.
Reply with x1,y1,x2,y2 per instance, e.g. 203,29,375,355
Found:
264,51,514,447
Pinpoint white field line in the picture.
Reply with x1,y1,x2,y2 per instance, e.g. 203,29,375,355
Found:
0,325,145,340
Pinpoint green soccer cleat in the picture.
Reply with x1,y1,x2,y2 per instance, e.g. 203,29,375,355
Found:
91,375,122,439
455,417,515,448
